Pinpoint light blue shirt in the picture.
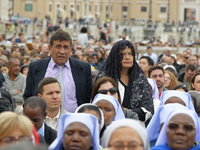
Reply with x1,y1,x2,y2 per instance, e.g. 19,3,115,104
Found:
45,58,77,112
143,52,157,63
38,122,45,136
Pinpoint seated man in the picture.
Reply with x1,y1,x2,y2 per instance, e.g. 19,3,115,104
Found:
178,64,196,90
3,58,26,105
23,96,57,145
38,77,68,130
148,65,167,99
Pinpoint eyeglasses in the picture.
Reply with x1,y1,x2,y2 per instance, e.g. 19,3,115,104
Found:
109,142,143,150
97,87,118,95
76,47,82,50
0,135,32,144
185,57,189,59
186,72,195,76
168,123,195,132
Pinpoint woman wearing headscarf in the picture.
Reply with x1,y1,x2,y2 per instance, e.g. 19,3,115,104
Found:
98,40,154,122
49,113,102,150
159,90,195,111
147,90,195,147
147,103,188,147
75,103,104,131
92,94,125,126
101,119,150,150
151,109,200,150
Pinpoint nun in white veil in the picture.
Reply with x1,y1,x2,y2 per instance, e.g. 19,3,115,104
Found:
49,113,102,150
101,119,150,150
152,109,200,150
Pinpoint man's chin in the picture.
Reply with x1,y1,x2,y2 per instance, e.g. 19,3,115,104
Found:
157,85,164,89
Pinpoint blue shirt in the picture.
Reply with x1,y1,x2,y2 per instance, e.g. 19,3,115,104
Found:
38,123,45,136
143,53,158,63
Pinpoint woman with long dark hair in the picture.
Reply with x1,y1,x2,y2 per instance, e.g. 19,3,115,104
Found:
97,40,154,122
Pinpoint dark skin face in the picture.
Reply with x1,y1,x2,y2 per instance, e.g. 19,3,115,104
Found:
96,100,116,126
63,122,93,150
23,106,47,131
8,59,21,77
165,97,186,106
167,114,196,150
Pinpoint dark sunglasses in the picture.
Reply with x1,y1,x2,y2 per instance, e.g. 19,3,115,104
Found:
97,87,118,95
185,57,189,59
168,123,195,132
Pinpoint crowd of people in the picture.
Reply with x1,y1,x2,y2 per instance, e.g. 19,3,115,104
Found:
0,26,200,150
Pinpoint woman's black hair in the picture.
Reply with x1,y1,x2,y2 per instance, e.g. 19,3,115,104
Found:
80,27,87,33
172,84,188,92
98,40,154,121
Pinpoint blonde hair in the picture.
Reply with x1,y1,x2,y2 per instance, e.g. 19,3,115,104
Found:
164,70,179,90
0,112,33,139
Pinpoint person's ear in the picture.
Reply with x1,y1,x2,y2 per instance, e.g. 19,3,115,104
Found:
191,83,194,89
44,112,47,119
38,93,42,97
48,45,51,51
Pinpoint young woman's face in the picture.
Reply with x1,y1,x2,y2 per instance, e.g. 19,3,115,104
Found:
192,75,200,92
164,73,171,88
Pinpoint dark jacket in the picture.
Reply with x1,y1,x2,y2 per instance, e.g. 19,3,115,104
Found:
178,71,185,82
44,123,57,145
23,57,92,107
